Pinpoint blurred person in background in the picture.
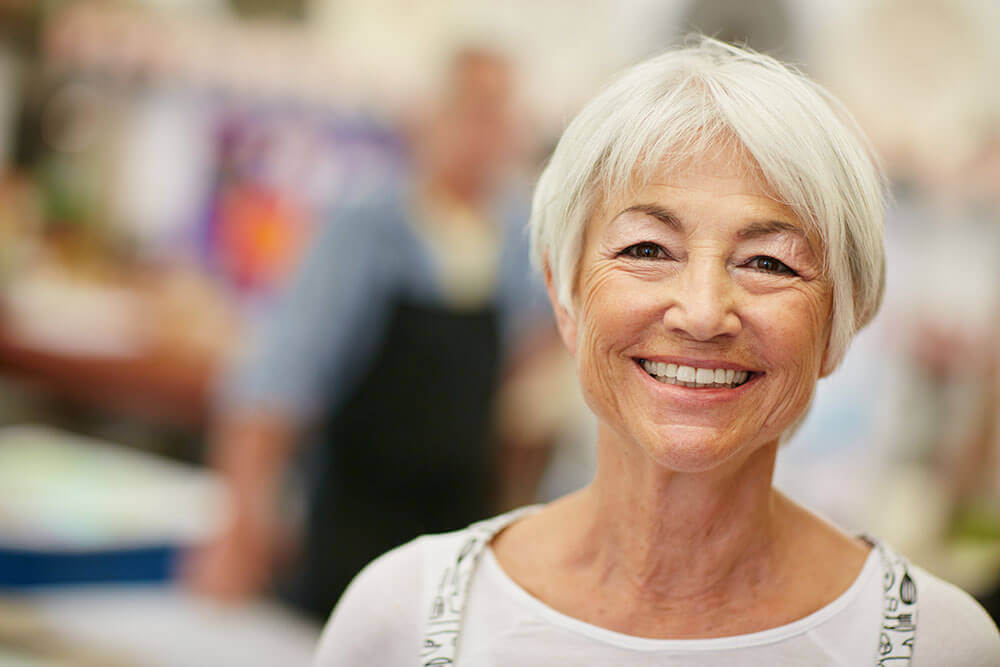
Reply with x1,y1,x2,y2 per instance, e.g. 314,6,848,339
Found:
315,38,999,665
187,46,559,622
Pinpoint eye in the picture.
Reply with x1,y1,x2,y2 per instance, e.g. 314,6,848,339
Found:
621,242,671,260
746,255,796,275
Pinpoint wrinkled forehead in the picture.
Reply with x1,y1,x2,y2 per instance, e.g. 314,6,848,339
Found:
588,136,825,252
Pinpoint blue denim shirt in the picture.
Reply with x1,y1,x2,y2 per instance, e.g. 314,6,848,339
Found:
218,181,550,425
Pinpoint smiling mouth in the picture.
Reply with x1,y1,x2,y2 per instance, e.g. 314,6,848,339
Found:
637,359,757,388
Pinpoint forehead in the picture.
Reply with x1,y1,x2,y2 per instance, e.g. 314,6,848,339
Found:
601,149,803,233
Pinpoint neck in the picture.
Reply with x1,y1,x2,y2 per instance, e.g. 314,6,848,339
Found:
575,424,788,604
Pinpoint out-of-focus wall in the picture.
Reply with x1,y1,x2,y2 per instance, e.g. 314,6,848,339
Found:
305,0,858,138
815,0,1000,184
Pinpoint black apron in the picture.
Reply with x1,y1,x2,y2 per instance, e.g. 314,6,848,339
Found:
286,297,501,621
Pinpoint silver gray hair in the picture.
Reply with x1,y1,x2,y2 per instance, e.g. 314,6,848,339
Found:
530,37,886,374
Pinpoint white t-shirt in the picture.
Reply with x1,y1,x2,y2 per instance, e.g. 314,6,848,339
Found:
314,528,1000,666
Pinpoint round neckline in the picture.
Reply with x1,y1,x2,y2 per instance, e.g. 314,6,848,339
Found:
481,542,879,652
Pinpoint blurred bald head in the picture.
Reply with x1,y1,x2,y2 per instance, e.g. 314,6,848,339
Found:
445,47,514,109
419,46,520,203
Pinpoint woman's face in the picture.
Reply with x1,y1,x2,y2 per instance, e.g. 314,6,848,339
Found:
554,153,833,473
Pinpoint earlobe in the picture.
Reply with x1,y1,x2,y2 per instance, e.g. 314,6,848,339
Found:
817,304,838,377
818,337,836,378
543,261,577,356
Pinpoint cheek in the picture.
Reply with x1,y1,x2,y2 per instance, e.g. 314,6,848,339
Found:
796,289,834,366
575,265,658,359
760,307,827,369
572,267,652,417
747,288,831,426
752,279,831,358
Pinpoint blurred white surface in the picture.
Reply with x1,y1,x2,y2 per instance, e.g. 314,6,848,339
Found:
2,277,149,360
0,426,316,665
0,425,224,549
26,586,318,667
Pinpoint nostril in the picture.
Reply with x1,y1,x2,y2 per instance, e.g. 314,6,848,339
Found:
662,307,742,342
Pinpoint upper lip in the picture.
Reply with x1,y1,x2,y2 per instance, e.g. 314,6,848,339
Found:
634,356,759,373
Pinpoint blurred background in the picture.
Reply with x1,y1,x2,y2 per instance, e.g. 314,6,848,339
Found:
0,0,997,664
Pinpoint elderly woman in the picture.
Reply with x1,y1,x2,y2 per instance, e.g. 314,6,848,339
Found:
314,39,1000,665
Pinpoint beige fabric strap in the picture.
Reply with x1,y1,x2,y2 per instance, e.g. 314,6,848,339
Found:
420,508,536,666
871,538,919,665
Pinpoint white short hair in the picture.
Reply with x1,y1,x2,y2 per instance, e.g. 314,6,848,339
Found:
530,37,886,374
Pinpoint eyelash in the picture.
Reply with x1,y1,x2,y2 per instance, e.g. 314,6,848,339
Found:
619,244,797,276
745,256,796,276
619,242,672,260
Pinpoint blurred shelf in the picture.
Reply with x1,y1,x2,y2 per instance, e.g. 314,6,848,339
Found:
0,322,216,429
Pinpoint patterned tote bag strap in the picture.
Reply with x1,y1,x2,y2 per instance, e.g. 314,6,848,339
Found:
866,536,919,665
420,507,540,666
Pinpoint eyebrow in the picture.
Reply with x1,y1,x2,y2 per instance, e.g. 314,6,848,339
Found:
621,204,681,229
621,204,809,244
736,219,807,241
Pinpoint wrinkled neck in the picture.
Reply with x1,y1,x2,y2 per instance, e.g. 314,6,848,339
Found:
579,424,785,601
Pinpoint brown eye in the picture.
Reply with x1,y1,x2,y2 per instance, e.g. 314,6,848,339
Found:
747,256,794,275
622,243,668,259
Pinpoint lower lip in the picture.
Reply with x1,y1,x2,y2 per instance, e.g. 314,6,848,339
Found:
632,359,761,405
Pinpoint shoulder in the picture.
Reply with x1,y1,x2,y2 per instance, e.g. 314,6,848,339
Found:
911,565,1000,666
299,188,413,285
312,537,424,665
312,530,469,666
334,187,410,232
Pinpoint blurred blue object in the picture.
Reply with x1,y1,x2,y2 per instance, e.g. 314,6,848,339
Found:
0,425,224,589
0,544,176,589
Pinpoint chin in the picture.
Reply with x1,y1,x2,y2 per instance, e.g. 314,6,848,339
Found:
632,422,774,475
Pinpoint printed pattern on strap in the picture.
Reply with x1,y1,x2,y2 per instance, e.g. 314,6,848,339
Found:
420,509,534,666
872,540,918,665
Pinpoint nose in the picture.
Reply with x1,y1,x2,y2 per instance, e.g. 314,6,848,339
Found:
661,260,742,341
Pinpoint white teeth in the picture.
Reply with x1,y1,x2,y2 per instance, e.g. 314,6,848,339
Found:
641,359,752,388
695,368,715,384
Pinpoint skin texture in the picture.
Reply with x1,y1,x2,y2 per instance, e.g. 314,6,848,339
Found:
492,151,870,639
568,160,832,474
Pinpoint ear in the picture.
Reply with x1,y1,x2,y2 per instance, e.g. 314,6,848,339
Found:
817,299,838,378
543,260,578,356
819,354,835,378
818,331,837,378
